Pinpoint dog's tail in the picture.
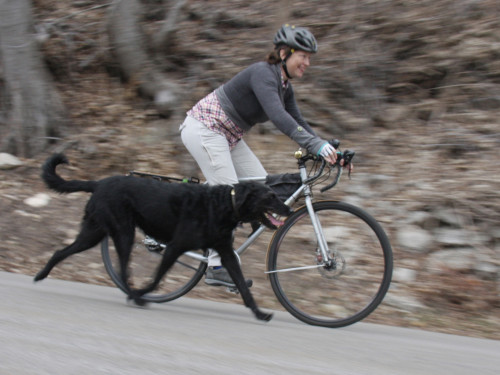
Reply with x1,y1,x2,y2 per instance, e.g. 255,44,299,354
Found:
41,153,97,194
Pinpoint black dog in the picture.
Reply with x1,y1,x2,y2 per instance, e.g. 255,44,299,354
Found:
34,153,292,322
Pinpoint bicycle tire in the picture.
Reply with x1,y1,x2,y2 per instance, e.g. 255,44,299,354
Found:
101,233,207,303
267,200,393,328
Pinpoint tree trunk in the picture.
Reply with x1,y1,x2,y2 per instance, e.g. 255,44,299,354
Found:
107,0,179,117
153,0,186,53
0,0,66,157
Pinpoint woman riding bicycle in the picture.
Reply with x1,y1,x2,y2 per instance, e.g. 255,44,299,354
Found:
180,24,342,287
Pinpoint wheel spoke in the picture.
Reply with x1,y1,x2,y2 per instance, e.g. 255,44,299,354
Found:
265,264,323,273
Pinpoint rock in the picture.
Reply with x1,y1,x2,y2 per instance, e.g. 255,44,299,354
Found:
395,66,446,89
0,153,23,170
474,262,498,281
373,106,411,128
433,228,469,246
433,209,464,227
471,96,500,110
384,293,425,312
14,210,41,219
348,184,375,199
490,230,500,241
393,267,417,283
63,229,80,245
426,248,476,273
24,193,51,208
154,89,178,118
396,226,433,253
405,211,440,230
433,228,490,246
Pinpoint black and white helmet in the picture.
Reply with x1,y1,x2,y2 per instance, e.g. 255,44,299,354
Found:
273,24,318,53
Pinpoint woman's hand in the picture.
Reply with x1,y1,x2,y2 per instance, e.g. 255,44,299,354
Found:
319,142,355,174
319,143,337,164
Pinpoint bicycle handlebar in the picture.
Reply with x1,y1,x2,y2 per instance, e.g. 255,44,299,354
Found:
298,139,355,192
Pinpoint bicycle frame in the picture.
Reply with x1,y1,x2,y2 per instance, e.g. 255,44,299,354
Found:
179,159,333,271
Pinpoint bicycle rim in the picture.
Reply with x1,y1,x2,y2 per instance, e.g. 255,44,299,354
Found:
267,201,393,328
101,232,207,303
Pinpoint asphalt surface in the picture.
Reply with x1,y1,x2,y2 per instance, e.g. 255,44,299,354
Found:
1,271,498,375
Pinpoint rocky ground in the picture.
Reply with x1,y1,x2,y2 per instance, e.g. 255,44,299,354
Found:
1,0,499,339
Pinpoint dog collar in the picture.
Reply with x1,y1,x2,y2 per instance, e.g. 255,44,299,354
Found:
230,188,239,219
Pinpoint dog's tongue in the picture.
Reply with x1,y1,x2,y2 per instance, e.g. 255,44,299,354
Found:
267,213,284,227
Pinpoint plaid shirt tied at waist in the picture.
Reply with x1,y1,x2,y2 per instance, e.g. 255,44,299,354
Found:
187,91,244,150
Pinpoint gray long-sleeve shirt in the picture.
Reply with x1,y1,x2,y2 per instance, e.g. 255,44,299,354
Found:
215,62,326,155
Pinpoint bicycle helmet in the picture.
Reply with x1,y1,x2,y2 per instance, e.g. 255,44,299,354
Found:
273,24,318,53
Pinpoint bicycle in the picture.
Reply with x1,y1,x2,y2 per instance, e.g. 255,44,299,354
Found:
101,142,393,328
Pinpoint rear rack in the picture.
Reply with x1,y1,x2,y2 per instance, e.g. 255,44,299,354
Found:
128,171,200,184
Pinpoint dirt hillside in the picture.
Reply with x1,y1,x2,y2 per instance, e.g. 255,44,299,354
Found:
1,0,499,339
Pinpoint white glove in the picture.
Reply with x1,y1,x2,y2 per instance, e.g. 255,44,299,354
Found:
318,143,336,158
318,143,337,164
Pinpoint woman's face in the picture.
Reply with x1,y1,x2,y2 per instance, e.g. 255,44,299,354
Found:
280,49,312,79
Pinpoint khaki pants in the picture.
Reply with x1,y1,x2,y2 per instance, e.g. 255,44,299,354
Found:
180,115,267,266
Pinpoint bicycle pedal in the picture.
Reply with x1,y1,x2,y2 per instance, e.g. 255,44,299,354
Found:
225,279,253,294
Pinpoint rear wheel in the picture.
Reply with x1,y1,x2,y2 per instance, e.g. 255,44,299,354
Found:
267,200,393,328
101,232,207,303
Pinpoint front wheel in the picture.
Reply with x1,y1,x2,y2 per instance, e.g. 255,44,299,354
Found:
267,201,393,328
101,232,207,303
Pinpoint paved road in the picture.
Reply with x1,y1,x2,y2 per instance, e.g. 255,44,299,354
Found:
1,272,498,375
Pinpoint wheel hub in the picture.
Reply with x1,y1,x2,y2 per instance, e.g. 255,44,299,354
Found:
316,249,346,279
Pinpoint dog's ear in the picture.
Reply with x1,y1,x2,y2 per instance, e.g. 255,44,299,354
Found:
234,182,276,209
233,182,252,209
234,182,262,208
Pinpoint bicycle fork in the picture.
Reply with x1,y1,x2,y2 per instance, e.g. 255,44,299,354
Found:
265,167,333,275
304,193,332,264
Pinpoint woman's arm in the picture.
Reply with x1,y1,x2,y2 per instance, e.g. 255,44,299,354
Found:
250,69,325,155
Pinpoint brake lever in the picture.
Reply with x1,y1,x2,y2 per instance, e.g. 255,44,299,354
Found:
319,150,355,192
342,150,355,179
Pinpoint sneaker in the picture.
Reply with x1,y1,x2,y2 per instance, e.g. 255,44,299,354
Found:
205,267,252,288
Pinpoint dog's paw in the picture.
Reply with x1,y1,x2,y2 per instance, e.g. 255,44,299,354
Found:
127,295,149,308
33,271,46,282
255,310,273,322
